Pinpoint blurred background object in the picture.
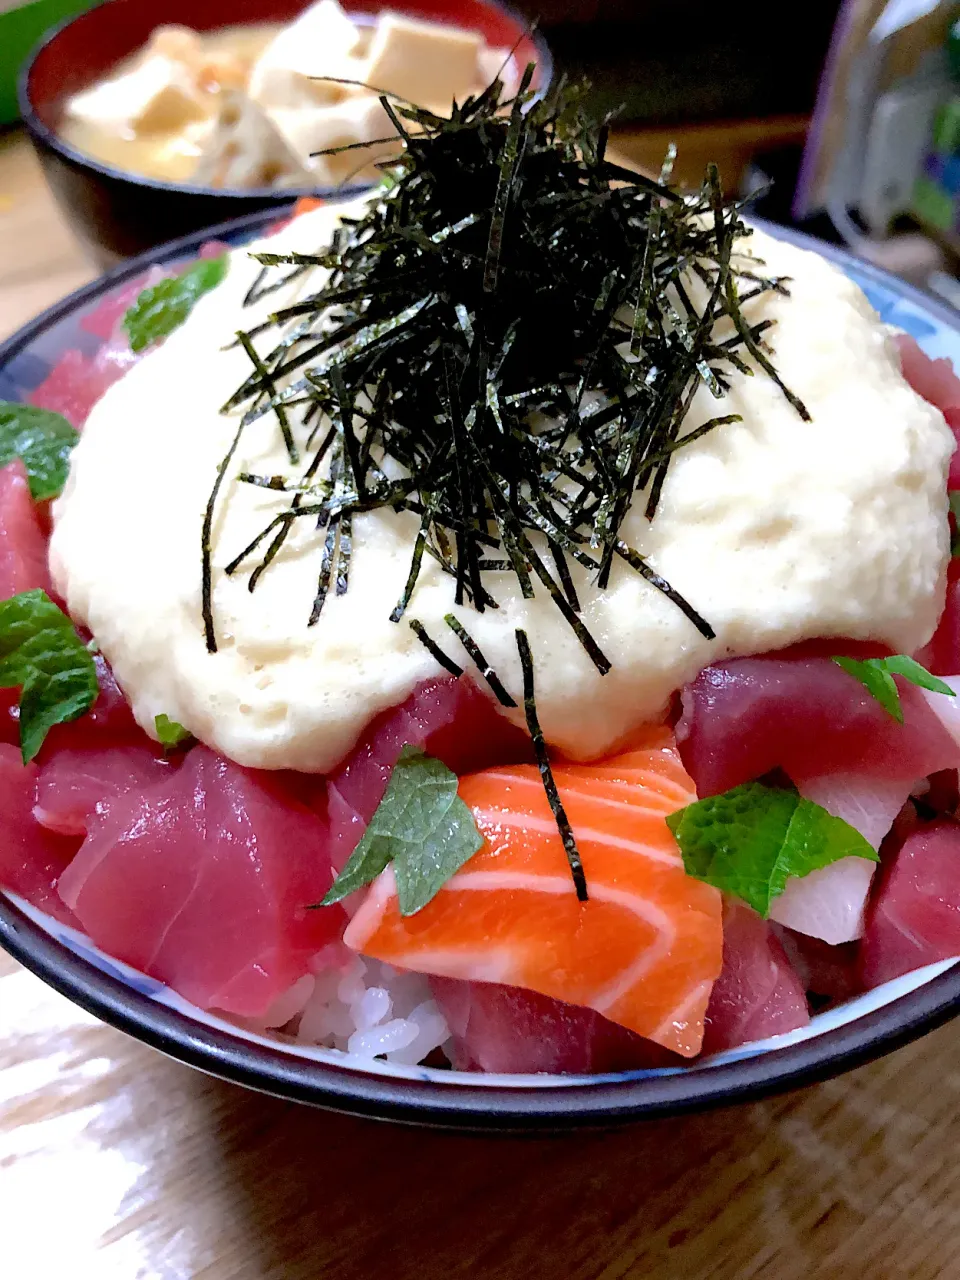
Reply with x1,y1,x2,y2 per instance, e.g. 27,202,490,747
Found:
516,0,838,126
515,0,840,192
794,0,953,225
781,0,960,301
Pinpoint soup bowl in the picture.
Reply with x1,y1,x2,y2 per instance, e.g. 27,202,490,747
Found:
18,0,551,266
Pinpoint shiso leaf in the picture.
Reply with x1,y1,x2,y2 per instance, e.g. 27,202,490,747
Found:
0,589,98,763
666,781,878,917
319,745,483,915
883,653,956,694
154,713,192,748
0,402,78,501
831,654,954,724
124,255,229,353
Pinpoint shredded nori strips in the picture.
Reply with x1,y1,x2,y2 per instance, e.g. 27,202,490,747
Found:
203,72,808,897
444,613,518,707
209,73,805,659
409,618,464,676
517,627,587,901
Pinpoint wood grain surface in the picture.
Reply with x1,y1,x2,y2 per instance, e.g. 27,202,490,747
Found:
3,127,960,1280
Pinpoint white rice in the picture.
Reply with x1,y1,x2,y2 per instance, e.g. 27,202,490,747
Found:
252,952,452,1066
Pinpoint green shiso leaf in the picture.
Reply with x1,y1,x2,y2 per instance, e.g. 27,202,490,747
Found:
123,255,229,353
831,654,955,723
0,589,98,763
883,653,956,693
0,402,78,501
154,713,192,748
832,655,901,720
320,745,483,916
665,781,878,917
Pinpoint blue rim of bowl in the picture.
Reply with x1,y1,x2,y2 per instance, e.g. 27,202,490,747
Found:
17,0,555,206
3,209,960,1130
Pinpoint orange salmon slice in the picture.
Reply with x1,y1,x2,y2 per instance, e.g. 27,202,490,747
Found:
344,726,723,1057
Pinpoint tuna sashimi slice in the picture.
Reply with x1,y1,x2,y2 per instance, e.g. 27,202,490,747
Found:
896,334,960,415
29,337,140,431
29,350,106,431
0,689,18,749
775,927,863,1004
701,901,809,1054
676,653,957,798
84,654,141,738
768,773,914,944
32,268,171,429
430,977,680,1073
0,744,80,925
345,727,724,1057
58,745,345,1016
325,676,530,873
917,560,960,675
31,250,241,433
946,407,960,490
0,459,53,600
860,820,960,988
895,335,960,485
34,742,173,836
28,350,90,429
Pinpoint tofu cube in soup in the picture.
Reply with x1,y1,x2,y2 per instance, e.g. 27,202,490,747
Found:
271,96,395,183
194,91,311,189
362,15,483,107
248,0,363,109
68,54,211,136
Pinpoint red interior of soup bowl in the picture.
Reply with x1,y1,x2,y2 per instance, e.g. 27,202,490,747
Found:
26,0,546,130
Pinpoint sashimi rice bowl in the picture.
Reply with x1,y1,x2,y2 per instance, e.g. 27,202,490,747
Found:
5,74,960,1119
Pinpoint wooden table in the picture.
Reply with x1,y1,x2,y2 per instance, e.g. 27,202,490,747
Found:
4,126,960,1280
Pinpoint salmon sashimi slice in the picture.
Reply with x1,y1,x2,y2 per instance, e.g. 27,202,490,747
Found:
344,727,723,1057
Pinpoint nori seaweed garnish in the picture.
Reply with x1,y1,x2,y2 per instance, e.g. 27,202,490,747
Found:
517,627,586,901
207,73,805,661
202,73,808,896
409,618,464,677
444,614,518,707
